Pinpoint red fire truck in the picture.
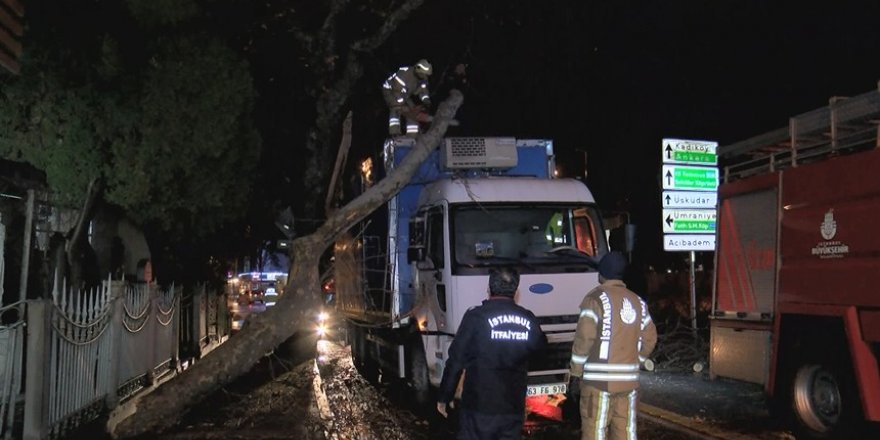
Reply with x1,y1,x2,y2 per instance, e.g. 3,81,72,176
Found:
711,83,880,438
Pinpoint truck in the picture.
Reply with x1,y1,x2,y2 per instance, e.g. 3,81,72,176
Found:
334,136,617,417
710,83,880,438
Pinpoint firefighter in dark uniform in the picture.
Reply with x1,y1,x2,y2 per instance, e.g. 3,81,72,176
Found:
437,267,547,440
381,59,432,136
570,252,657,440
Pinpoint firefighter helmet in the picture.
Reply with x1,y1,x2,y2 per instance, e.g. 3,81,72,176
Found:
415,59,433,78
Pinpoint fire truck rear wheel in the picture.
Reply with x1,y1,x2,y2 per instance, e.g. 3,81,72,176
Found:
790,361,859,438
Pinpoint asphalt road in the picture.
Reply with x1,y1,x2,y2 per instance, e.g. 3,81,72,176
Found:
72,318,808,440
155,334,722,439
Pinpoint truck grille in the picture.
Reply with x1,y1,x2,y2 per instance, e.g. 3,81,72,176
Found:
528,339,574,373
536,314,578,326
527,315,577,379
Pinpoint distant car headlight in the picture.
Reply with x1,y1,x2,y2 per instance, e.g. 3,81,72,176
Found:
316,323,328,338
318,311,329,323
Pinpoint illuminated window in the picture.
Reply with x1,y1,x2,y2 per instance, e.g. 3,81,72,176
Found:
573,208,597,257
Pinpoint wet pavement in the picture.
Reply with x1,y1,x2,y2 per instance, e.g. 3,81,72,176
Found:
59,307,873,439
639,371,793,440
63,304,880,440
74,311,852,440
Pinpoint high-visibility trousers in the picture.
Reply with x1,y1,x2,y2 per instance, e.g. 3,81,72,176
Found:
382,90,418,136
579,382,639,440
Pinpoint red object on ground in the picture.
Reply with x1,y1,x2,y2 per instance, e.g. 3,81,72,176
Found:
525,394,564,422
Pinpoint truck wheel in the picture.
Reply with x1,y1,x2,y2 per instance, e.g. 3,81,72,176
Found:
358,328,380,383
790,362,860,438
349,323,361,365
350,325,379,383
406,333,433,408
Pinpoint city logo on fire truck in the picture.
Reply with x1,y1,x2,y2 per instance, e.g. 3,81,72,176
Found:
812,209,849,259
820,209,837,240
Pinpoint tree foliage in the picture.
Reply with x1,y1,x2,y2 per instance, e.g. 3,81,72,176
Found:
0,0,259,239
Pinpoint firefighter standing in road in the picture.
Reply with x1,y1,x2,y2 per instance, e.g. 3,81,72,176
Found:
382,59,433,137
437,267,547,440
570,252,657,440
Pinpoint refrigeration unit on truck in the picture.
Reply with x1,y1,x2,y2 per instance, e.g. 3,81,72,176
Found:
334,136,611,413
711,84,880,438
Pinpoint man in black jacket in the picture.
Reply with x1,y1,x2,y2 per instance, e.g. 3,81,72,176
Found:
437,267,547,439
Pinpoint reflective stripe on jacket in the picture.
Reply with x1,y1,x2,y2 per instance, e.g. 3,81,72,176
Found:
569,279,657,393
381,66,429,107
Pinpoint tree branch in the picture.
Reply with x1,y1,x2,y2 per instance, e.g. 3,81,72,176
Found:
300,50,364,217
351,0,426,52
65,177,103,256
324,111,352,216
315,0,349,64
316,90,463,245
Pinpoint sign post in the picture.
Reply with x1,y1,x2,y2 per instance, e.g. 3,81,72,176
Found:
660,138,719,331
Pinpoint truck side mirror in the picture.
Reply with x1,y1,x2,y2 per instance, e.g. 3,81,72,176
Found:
408,214,427,263
407,245,426,263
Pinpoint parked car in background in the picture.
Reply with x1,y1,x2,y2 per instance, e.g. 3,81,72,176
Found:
232,271,286,304
228,271,288,332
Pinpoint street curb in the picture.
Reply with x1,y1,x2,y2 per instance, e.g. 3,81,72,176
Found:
312,360,335,421
313,355,346,440
639,403,789,440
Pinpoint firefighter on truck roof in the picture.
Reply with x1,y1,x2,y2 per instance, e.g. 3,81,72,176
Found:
381,59,432,137
570,251,657,440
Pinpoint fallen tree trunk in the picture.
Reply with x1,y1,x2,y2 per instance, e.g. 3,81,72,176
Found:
109,90,463,439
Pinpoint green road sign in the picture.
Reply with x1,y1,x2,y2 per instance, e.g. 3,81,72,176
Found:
662,138,718,165
662,165,719,191
662,209,717,233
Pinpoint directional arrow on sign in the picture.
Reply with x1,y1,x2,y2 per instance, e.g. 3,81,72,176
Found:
662,190,718,209
662,209,717,233
662,165,719,191
661,138,718,165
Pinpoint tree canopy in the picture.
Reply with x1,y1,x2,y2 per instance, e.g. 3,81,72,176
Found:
0,0,260,239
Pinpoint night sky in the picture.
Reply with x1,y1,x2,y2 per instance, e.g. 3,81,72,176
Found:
13,1,875,272
346,0,880,268
5,2,877,432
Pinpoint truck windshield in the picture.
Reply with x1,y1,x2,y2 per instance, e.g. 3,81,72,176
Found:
450,204,607,274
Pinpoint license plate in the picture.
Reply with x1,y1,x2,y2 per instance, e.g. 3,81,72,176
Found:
526,382,567,396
